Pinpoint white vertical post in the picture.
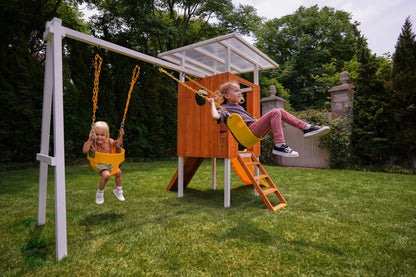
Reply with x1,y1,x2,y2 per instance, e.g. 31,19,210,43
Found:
225,47,231,72
253,64,259,85
178,156,184,197
38,39,54,226
51,18,67,261
178,71,185,198
211,158,216,190
224,158,231,207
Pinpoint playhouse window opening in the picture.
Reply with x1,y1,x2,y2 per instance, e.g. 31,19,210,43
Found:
195,89,208,106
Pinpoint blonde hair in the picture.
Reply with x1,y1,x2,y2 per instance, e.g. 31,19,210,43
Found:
91,121,110,138
215,80,244,105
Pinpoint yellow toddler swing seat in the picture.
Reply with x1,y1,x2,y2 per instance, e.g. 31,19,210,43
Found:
86,54,139,175
87,147,125,175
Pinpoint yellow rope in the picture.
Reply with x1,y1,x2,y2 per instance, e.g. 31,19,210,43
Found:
121,65,140,129
158,67,228,113
186,74,259,120
91,54,103,125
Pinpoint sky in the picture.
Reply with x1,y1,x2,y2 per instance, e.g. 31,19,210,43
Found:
232,0,416,56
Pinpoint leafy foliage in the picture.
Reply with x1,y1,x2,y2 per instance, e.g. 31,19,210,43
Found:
351,37,395,167
256,5,361,111
0,0,85,163
391,16,416,168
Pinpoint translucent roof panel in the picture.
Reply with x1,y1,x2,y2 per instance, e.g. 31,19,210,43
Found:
158,33,278,77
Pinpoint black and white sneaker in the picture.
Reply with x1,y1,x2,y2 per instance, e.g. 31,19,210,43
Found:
272,144,299,157
303,125,330,138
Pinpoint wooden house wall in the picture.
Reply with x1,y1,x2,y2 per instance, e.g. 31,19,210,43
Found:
177,72,260,159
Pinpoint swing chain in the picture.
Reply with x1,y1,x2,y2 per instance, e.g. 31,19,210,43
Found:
90,122,98,150
92,54,103,124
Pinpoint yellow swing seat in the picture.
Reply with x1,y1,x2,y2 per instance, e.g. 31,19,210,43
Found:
226,113,262,148
87,147,125,175
85,54,139,176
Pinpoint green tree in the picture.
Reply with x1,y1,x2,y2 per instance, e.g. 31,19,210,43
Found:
312,53,391,100
0,0,86,163
391,16,416,168
351,37,394,167
87,0,261,54
256,5,361,110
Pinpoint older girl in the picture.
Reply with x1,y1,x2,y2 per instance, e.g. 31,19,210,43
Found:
208,81,330,157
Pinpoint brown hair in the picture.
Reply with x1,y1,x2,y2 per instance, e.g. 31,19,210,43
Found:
215,80,244,104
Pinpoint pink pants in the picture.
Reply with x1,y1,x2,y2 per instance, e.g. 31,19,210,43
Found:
249,108,307,144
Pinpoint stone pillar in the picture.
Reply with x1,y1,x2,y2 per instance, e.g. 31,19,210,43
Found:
260,85,286,115
329,71,355,117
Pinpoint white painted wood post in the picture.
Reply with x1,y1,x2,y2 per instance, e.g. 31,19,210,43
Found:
224,158,230,207
211,158,216,190
51,18,67,262
37,38,54,226
37,17,68,261
178,156,184,198
177,71,185,198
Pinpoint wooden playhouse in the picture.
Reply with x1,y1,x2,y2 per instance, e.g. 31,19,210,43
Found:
158,34,287,211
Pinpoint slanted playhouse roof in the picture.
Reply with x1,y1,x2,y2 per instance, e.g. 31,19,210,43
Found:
158,32,278,78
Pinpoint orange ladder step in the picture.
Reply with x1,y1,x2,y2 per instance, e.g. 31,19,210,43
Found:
253,174,268,180
236,151,287,211
273,203,288,211
262,188,278,195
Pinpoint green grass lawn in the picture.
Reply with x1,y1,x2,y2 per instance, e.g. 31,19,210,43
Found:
1,159,415,276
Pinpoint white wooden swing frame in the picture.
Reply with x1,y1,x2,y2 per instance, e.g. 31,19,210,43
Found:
37,17,276,261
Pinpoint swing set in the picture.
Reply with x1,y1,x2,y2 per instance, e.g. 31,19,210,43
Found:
37,18,279,261
86,54,140,175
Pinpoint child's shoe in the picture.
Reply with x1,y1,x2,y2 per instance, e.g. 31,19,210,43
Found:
113,188,125,202
96,190,104,205
272,144,299,157
303,125,330,138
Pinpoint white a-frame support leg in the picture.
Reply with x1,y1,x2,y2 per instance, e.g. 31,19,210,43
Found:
36,18,67,261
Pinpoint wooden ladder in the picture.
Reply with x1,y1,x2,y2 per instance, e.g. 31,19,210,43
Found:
236,151,287,211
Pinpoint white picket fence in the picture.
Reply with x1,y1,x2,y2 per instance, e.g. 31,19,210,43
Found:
274,123,330,168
